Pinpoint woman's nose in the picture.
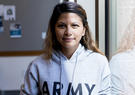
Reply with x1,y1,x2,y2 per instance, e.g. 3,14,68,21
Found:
64,26,72,36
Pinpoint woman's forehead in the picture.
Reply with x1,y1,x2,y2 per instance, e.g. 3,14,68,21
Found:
57,13,82,22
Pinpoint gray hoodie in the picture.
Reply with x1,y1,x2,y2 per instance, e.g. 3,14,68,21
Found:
20,44,111,95
110,47,135,95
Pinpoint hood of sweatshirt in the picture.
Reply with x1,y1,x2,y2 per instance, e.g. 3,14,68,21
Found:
51,44,93,64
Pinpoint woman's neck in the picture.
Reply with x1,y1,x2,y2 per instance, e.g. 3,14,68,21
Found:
61,45,79,59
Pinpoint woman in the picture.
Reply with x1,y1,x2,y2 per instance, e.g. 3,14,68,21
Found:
20,1,111,95
110,8,135,95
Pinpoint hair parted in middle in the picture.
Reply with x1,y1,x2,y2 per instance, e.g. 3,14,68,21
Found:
44,1,103,59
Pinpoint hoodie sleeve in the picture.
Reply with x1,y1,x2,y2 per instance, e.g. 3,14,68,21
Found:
98,56,111,95
20,62,41,95
109,55,125,95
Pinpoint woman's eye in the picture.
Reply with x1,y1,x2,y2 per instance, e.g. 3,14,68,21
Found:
57,24,66,28
72,24,79,28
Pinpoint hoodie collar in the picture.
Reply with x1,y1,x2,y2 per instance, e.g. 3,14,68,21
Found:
52,44,85,63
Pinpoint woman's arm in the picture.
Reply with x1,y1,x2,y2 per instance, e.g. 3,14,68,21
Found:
20,62,41,95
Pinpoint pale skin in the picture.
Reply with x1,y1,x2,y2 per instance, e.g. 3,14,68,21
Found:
55,13,86,59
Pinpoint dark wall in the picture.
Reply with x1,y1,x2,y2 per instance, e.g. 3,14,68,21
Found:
0,0,59,51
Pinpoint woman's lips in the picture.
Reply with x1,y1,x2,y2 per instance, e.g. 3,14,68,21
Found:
62,38,74,42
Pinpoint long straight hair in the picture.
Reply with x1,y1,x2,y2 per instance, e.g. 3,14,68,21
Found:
117,20,135,53
117,8,135,53
43,1,103,60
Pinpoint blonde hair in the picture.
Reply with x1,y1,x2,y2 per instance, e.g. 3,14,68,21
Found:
117,9,135,53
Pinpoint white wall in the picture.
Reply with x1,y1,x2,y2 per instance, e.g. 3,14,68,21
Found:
77,0,95,40
0,56,37,90
109,0,117,58
99,0,105,53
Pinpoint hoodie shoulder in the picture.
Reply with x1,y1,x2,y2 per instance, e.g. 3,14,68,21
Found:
82,50,108,67
28,55,50,70
86,50,108,61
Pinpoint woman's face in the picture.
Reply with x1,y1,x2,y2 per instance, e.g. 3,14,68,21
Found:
55,13,85,51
